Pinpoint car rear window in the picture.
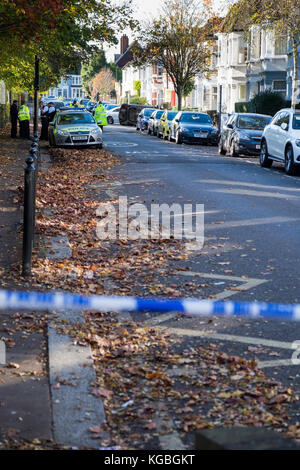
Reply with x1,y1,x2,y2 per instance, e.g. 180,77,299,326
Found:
292,114,300,129
167,112,177,120
237,115,271,130
180,113,212,124
57,113,95,125
144,109,156,117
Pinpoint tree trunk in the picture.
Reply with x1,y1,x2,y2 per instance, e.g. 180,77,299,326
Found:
177,88,183,111
291,37,299,110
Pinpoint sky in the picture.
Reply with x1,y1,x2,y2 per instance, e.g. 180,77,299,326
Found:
106,0,230,61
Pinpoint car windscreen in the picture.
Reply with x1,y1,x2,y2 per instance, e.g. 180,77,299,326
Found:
144,109,156,117
292,114,300,129
155,111,164,119
57,113,95,125
237,115,271,130
167,112,177,121
180,113,212,124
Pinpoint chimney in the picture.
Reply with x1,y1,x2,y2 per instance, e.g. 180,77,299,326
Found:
121,35,129,55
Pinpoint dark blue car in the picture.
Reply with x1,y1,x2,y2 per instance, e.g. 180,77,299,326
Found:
136,108,157,132
219,113,272,157
169,111,218,145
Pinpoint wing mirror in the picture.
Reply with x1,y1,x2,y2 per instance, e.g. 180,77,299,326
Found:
281,122,288,131
49,122,55,127
227,123,233,129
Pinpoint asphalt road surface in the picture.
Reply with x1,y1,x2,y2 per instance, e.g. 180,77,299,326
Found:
101,123,300,389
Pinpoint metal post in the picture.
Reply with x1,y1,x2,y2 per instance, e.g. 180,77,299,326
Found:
218,84,223,135
22,156,36,277
33,55,40,138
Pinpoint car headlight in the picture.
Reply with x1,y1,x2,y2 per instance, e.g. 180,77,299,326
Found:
238,133,251,141
211,130,218,135
90,128,100,134
296,140,300,148
57,130,69,136
180,127,189,132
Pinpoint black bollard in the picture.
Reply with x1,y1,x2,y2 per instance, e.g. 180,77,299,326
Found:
22,156,36,277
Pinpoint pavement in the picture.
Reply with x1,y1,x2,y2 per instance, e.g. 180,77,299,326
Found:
1,122,300,449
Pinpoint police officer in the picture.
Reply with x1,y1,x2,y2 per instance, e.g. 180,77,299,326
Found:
18,100,30,139
10,100,18,138
72,99,79,108
94,101,107,131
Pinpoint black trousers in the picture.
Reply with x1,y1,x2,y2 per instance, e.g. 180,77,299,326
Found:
19,120,30,139
11,118,17,138
40,116,49,140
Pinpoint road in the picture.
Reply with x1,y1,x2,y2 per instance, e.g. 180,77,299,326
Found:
101,123,300,388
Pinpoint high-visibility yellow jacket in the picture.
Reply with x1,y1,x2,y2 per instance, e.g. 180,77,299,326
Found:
94,104,107,126
18,105,30,121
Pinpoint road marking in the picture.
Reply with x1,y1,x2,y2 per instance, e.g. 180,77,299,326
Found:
142,272,267,326
157,327,296,351
257,359,297,368
175,271,267,301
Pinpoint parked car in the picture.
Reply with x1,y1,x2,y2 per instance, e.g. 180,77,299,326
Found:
105,103,119,111
48,109,103,149
260,108,300,175
219,113,272,157
157,111,178,139
169,111,218,145
148,109,164,135
136,108,157,131
107,106,120,125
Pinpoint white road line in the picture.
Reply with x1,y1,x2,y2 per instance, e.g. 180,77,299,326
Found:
257,359,297,368
157,327,295,351
143,272,267,326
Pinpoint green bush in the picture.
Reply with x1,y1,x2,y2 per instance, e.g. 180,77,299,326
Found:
235,101,252,113
129,95,147,105
250,90,287,116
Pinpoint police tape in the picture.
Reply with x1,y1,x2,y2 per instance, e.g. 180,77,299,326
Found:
0,289,300,321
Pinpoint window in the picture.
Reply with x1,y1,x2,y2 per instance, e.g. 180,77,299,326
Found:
274,112,290,128
273,80,286,93
239,85,246,100
274,36,288,55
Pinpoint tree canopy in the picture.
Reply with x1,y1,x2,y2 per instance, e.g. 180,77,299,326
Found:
0,0,136,92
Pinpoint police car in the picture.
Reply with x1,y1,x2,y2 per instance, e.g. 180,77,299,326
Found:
48,108,103,148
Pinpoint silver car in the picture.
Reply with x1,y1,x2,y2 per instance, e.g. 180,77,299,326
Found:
48,109,103,148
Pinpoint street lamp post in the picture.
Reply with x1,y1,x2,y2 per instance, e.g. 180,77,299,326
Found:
33,55,40,139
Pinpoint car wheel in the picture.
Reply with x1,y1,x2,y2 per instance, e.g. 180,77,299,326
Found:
218,138,226,155
229,140,238,157
107,116,114,125
176,131,183,144
285,145,297,175
157,130,161,138
163,131,168,140
260,140,272,168
148,127,152,135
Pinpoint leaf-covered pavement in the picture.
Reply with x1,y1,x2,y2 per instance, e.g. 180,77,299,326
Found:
1,139,300,449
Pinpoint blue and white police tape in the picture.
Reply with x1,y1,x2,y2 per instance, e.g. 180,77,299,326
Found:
0,289,300,321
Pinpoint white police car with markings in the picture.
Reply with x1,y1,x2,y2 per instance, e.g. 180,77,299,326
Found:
48,109,103,149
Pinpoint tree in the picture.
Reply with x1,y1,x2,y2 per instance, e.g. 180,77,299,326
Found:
134,80,142,97
225,0,300,108
81,51,108,95
133,0,219,110
0,0,136,93
92,68,115,101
